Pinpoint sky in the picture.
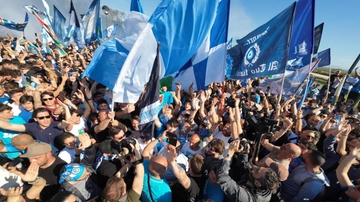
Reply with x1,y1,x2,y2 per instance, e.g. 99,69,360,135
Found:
1,0,359,70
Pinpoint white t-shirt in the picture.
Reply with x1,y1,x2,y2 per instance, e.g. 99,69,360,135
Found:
9,103,23,116
158,148,189,172
180,141,202,158
69,116,87,136
0,166,23,190
137,137,156,154
58,147,76,163
213,129,231,149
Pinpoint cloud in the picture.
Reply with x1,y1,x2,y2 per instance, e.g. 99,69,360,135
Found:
228,0,253,42
0,0,93,41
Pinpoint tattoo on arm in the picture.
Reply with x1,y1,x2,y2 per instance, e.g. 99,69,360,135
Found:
176,164,191,188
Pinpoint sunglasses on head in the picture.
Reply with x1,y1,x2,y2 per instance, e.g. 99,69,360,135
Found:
42,97,53,101
37,115,51,120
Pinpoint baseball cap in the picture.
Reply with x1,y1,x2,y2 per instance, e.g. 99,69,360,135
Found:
21,142,52,158
264,157,288,182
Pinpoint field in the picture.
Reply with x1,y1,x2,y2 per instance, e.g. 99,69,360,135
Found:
311,67,357,86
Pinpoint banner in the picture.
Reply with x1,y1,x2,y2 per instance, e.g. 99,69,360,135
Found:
82,0,100,45
286,0,314,70
228,3,296,80
0,13,29,32
313,23,324,54
53,6,66,44
314,48,330,67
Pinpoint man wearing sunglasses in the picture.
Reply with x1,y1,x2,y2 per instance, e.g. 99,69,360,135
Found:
0,107,71,150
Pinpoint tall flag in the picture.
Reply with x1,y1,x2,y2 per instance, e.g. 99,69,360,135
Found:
314,48,330,67
64,0,83,49
172,0,230,91
226,38,234,78
97,17,102,41
297,76,315,109
53,6,66,44
41,0,52,23
112,0,220,104
333,54,360,105
130,0,144,14
286,0,314,70
24,5,67,56
103,24,118,38
139,43,161,127
228,3,296,80
82,0,100,45
0,13,29,32
313,23,324,54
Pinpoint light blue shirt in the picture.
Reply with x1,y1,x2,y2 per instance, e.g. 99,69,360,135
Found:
0,116,26,159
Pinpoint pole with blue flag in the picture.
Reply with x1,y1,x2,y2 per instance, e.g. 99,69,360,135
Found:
82,0,100,45
130,0,144,13
297,76,315,109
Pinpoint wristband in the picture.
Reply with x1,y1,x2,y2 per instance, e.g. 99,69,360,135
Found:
28,176,40,185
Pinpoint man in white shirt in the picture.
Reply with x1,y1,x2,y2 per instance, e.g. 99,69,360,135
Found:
181,133,202,158
8,89,24,116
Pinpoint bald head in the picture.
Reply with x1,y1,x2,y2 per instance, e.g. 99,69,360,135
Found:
12,134,34,150
287,143,302,159
149,156,168,178
190,134,200,143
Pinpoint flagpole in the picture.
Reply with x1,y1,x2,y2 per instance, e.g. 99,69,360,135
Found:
324,65,331,103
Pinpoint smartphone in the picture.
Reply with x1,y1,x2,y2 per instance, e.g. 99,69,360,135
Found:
166,138,177,147
7,158,23,170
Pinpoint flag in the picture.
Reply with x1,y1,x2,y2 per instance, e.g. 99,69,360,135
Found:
258,60,320,95
64,0,82,49
53,6,66,44
172,0,230,91
297,76,315,109
112,0,219,103
103,24,118,38
333,54,360,105
228,3,296,80
130,0,144,14
41,0,52,23
313,23,324,54
0,13,29,32
226,38,234,78
82,0,100,45
315,48,330,67
97,17,102,41
286,0,314,70
139,43,161,126
24,5,66,56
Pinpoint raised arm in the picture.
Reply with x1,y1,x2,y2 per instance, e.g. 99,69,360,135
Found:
336,147,360,187
166,147,191,189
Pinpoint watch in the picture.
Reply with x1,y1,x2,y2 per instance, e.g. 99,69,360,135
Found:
28,176,40,185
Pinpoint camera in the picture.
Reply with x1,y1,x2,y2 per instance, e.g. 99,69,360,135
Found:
119,137,137,155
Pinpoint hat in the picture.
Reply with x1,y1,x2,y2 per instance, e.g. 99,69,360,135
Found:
21,142,52,158
59,164,85,184
264,157,288,182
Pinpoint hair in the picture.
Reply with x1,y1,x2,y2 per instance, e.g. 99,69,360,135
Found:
96,98,108,106
2,81,19,92
189,153,204,175
0,103,12,113
19,95,34,104
40,91,54,99
102,176,127,202
132,115,140,122
301,141,318,151
51,189,74,202
19,63,31,70
257,168,279,190
44,60,53,68
208,139,225,154
96,83,106,90
166,118,180,128
8,89,23,98
58,132,75,145
32,107,51,119
308,149,326,167
108,125,127,137
312,130,321,144
88,113,98,123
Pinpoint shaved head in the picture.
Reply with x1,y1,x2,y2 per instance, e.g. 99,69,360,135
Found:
190,134,200,143
12,134,34,149
288,143,302,158
149,156,168,178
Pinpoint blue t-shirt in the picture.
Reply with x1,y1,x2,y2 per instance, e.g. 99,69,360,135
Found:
0,95,9,104
19,110,32,123
253,94,261,104
351,76,360,93
0,116,26,159
141,159,172,202
203,180,224,202
160,91,174,109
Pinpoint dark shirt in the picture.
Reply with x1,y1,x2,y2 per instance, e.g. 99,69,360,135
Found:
89,125,110,143
39,157,67,201
24,121,64,148
170,177,200,202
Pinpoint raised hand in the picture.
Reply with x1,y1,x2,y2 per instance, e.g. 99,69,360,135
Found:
165,146,177,164
20,162,39,182
0,187,23,197
78,133,92,150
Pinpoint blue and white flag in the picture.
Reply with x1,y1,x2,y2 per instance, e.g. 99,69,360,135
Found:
130,0,144,14
112,0,219,103
314,48,330,67
103,24,118,38
286,0,314,70
82,0,100,45
64,0,82,49
0,13,29,32
139,44,161,126
225,38,234,78
228,3,296,80
297,76,315,109
53,6,66,44
172,0,230,91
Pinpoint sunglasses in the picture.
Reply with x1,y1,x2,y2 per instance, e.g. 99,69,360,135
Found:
42,97,53,101
307,135,315,140
36,115,51,120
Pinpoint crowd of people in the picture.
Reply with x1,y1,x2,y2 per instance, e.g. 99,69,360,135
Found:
0,32,359,202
